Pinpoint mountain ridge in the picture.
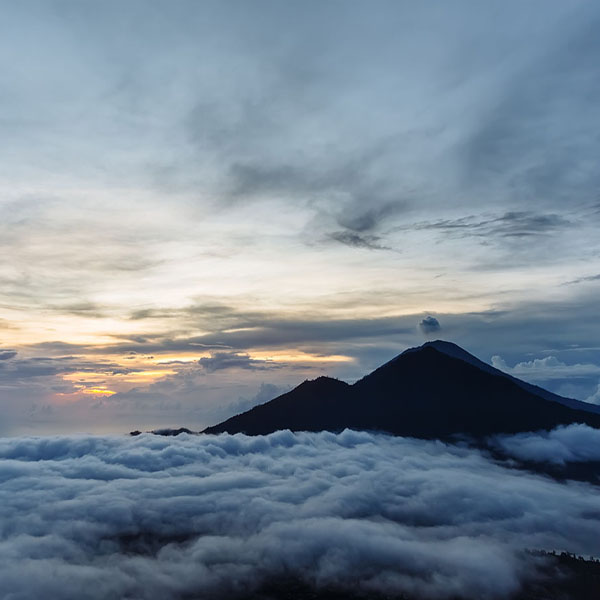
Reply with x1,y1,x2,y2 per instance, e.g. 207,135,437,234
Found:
415,340,600,414
203,341,600,437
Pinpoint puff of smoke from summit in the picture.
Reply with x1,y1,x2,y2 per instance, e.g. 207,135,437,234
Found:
419,316,441,334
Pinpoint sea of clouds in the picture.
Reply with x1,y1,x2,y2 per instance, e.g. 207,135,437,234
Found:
0,427,599,599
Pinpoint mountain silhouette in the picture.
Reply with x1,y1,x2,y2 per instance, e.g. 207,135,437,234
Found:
203,341,600,438
418,340,600,414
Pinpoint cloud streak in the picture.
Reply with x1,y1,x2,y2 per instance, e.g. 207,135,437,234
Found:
198,351,274,372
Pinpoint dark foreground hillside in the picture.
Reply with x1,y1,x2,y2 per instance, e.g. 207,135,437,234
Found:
229,553,600,600
179,552,598,600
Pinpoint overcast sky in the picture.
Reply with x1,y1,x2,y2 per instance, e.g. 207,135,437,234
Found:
2,0,600,434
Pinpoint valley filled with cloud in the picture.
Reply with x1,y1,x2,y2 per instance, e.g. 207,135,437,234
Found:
1,427,598,599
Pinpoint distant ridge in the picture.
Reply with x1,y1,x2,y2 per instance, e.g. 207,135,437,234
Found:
203,341,600,438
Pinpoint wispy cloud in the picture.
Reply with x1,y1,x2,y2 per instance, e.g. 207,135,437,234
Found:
198,351,274,372
564,273,600,286
491,355,600,381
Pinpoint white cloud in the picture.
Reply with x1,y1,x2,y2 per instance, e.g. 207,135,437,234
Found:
491,355,600,381
0,429,599,599
586,382,600,405
492,423,600,464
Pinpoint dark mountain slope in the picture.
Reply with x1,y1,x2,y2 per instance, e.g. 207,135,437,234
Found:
206,376,350,435
350,346,600,437
227,553,600,600
203,342,600,438
419,340,600,415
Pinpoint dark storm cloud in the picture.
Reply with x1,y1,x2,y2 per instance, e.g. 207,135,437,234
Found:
419,316,441,334
0,350,17,360
1,429,600,599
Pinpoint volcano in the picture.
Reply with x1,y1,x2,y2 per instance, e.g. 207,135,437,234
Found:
203,341,600,438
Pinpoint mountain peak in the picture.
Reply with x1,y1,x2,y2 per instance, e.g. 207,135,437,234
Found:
398,339,600,416
402,339,474,358
365,339,473,376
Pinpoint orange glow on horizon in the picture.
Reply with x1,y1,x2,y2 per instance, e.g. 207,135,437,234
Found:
249,351,353,364
82,388,116,396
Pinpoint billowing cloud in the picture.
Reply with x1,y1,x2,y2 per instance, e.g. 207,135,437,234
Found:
490,354,600,403
228,382,286,415
491,355,600,380
1,428,599,599
492,423,600,465
586,383,600,405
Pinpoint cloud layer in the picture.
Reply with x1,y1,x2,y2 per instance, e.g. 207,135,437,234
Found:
1,428,599,599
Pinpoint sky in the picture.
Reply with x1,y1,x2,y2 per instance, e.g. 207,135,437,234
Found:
1,0,600,434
